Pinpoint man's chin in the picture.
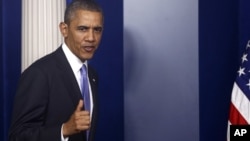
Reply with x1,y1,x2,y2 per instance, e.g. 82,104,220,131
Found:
80,55,94,62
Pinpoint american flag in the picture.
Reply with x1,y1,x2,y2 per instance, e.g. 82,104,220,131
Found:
227,40,250,140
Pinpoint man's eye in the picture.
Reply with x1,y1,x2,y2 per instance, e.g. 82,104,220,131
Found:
94,27,103,33
78,27,88,31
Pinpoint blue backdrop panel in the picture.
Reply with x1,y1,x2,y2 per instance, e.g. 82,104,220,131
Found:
90,0,124,141
0,0,3,139
239,0,250,53
199,0,239,141
0,0,22,141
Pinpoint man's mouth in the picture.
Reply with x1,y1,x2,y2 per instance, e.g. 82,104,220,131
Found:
83,46,95,52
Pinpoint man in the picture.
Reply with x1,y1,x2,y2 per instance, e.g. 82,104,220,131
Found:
8,0,103,141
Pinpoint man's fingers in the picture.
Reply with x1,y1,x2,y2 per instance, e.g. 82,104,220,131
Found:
75,100,83,112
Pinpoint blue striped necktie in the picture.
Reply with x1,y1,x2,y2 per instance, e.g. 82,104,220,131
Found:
80,64,90,111
80,64,90,140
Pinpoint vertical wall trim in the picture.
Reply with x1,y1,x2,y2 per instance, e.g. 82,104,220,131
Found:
21,0,66,71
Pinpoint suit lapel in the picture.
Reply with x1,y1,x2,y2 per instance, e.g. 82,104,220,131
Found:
53,47,82,106
88,67,98,107
54,47,99,141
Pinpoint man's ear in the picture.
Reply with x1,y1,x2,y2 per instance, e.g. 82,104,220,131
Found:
59,22,68,37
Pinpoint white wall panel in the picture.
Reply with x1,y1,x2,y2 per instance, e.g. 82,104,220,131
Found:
124,0,199,141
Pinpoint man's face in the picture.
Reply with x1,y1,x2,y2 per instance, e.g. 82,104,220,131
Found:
60,10,103,62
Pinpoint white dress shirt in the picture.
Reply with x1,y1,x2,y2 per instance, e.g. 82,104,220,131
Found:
60,43,94,141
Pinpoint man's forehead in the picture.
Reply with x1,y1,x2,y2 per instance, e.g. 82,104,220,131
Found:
75,10,103,18
71,10,103,23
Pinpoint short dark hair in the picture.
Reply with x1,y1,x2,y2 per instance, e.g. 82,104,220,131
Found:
64,0,103,25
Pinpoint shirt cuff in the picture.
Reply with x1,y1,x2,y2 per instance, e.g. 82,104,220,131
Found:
61,124,69,141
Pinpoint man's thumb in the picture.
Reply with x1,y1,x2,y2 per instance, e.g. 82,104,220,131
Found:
76,100,83,111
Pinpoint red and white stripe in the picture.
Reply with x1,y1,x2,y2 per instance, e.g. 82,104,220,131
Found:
227,82,250,141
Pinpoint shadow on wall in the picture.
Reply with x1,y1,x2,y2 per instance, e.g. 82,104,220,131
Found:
124,27,148,141
124,27,148,91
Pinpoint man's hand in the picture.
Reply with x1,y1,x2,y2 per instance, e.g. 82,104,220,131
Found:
63,100,90,137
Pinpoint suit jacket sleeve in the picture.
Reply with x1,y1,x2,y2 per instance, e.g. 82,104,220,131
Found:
9,66,62,141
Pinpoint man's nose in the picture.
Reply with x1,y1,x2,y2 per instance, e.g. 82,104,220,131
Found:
85,30,95,42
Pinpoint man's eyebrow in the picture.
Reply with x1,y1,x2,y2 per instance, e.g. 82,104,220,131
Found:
94,26,103,28
77,25,103,29
77,25,89,29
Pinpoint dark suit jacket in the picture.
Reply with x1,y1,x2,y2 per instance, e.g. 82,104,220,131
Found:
8,47,98,141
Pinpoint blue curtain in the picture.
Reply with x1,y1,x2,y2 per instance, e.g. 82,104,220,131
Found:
199,0,239,141
0,0,22,141
239,0,250,53
66,0,72,5
88,0,124,140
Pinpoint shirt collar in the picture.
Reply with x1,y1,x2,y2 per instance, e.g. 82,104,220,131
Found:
62,43,87,73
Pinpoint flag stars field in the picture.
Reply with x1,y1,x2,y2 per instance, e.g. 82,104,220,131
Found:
238,67,245,77
241,54,248,63
246,80,250,90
